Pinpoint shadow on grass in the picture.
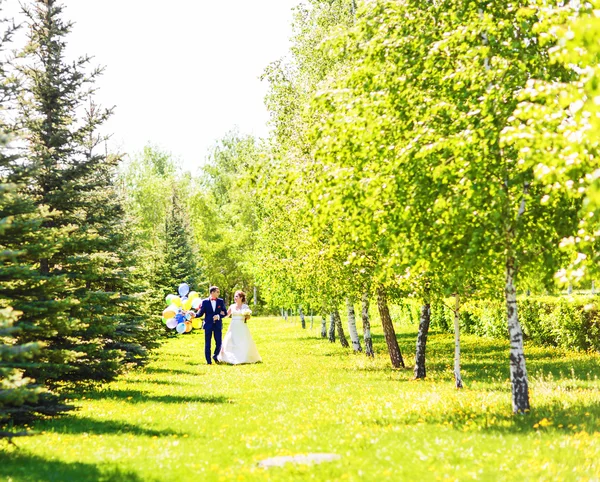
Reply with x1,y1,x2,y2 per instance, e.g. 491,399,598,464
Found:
39,416,181,437
83,388,229,405
367,398,600,436
0,451,148,482
319,330,600,387
409,334,600,383
143,367,202,376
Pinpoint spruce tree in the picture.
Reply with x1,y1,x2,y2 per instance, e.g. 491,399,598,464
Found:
7,0,146,387
0,1,72,425
160,189,201,296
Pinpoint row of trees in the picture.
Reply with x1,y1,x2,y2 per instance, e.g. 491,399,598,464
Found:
238,0,600,414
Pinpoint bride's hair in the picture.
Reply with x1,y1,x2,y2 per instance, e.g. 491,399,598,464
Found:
234,290,246,303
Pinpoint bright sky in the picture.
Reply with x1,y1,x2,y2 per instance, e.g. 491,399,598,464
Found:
5,0,299,173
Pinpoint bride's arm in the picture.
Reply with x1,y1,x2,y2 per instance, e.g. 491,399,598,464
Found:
227,306,232,316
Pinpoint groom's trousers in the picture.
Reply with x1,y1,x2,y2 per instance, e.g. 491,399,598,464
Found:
204,324,222,364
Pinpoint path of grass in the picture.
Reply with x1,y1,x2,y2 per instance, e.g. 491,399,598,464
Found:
1,317,599,481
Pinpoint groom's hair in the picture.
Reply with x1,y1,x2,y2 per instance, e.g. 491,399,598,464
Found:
209,286,219,294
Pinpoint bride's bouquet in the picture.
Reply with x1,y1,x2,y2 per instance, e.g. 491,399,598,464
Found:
241,307,252,323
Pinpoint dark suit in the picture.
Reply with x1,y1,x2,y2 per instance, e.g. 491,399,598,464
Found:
197,297,227,364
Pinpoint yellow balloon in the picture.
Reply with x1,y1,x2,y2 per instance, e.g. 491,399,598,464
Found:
188,291,199,300
192,318,202,329
183,299,193,311
162,308,176,319
172,296,182,307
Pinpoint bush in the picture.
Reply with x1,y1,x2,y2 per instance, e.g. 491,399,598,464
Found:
404,295,600,352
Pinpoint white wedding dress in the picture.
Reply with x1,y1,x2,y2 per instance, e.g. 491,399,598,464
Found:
217,304,262,364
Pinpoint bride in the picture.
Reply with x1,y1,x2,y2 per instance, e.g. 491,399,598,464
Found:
217,290,262,364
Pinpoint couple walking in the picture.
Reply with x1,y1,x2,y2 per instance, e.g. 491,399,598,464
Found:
196,286,262,365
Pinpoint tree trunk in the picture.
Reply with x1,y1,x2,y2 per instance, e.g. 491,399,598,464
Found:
299,306,306,329
310,310,313,330
346,298,362,352
333,308,349,348
376,286,404,368
414,299,431,379
506,257,530,413
361,291,374,357
321,314,327,338
453,295,463,389
328,313,336,343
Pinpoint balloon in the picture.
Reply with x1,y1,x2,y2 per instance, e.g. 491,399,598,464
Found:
176,323,186,334
171,296,182,307
192,318,202,329
165,294,176,305
185,312,191,321
166,318,177,329
184,321,192,333
175,313,186,324
163,305,177,319
183,299,193,311
188,291,199,300
191,298,202,310
178,283,190,297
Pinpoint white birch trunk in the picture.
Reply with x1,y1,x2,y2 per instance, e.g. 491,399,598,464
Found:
346,297,362,352
321,315,327,338
361,291,374,357
299,306,306,329
453,295,463,389
506,258,530,413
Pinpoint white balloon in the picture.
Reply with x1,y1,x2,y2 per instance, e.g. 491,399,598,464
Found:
178,283,190,297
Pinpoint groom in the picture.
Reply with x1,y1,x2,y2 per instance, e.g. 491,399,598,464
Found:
197,286,227,364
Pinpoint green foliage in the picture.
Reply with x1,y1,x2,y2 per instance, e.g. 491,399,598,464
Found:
189,131,260,303
120,146,202,320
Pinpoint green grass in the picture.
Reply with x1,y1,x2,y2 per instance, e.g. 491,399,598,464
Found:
1,317,599,481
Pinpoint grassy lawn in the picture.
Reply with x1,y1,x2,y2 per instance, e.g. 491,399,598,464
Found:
1,316,599,481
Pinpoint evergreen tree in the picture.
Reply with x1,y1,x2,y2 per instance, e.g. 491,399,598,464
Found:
0,1,72,425
6,0,144,387
161,189,201,295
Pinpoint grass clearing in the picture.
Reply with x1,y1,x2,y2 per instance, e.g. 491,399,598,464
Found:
1,317,599,481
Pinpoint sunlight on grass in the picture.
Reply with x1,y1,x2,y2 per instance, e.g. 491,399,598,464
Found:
1,317,599,481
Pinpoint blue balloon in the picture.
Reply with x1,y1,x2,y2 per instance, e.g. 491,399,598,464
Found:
175,313,186,323
178,283,190,297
